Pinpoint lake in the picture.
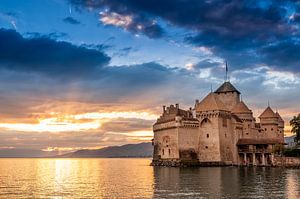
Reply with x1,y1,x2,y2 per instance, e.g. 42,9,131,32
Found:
0,158,299,198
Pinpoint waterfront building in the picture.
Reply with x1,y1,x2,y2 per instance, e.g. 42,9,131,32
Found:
152,81,285,166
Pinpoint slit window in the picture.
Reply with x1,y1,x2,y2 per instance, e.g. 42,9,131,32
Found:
222,118,227,127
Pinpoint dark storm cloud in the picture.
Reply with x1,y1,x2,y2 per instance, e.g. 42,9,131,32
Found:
259,40,300,72
70,0,289,42
0,29,173,83
69,0,300,72
0,28,110,78
0,28,188,116
63,16,81,25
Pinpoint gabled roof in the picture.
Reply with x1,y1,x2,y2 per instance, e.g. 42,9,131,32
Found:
276,112,284,122
232,101,252,114
259,106,277,118
196,93,228,112
214,81,240,94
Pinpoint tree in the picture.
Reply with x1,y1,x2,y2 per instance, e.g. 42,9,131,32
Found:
290,114,300,144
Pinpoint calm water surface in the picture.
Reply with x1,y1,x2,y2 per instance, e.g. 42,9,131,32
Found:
0,158,299,198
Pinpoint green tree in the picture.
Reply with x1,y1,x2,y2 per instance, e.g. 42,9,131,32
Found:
290,114,300,144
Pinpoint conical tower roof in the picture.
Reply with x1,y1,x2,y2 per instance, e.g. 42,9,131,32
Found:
232,101,252,114
196,93,228,112
214,81,240,94
259,106,277,118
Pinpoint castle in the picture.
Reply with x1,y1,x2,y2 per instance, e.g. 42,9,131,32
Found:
152,81,285,166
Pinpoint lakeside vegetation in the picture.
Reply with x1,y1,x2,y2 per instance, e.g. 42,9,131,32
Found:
283,114,300,157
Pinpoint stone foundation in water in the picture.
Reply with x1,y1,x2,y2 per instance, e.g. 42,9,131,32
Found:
273,156,300,168
151,160,233,167
151,157,300,168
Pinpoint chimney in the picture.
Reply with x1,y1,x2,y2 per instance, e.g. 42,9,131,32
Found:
176,103,179,109
163,105,166,113
195,99,199,104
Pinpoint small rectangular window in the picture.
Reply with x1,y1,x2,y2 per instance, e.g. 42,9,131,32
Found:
168,149,171,155
222,118,227,127
207,134,209,138
162,149,164,155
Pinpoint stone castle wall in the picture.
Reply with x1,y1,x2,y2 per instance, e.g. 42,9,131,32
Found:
152,81,286,167
197,115,221,162
273,156,300,167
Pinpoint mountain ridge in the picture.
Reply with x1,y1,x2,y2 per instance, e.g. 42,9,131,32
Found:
55,142,153,158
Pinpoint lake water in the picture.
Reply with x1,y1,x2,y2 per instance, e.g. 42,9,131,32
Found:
0,158,299,198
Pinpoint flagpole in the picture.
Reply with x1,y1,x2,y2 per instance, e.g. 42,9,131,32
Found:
225,61,228,82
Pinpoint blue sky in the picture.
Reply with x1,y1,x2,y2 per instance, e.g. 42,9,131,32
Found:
0,0,299,153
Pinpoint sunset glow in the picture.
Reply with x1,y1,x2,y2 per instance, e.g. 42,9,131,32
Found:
0,0,299,156
0,111,157,133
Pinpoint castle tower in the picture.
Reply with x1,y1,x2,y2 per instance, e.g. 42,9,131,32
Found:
276,112,285,142
214,81,240,111
259,106,279,139
232,100,254,137
195,92,234,164
231,100,253,120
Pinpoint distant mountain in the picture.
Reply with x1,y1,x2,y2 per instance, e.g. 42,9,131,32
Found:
56,142,153,158
0,148,57,158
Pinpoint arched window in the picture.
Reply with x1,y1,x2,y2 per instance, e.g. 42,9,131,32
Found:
162,149,164,155
168,149,171,155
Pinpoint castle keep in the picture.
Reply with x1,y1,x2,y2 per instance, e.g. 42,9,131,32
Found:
152,81,285,166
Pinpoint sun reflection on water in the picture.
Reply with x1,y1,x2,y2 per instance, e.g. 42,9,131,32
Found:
0,159,299,198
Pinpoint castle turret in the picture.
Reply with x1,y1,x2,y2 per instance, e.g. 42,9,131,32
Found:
232,100,254,134
214,81,240,111
275,112,285,142
259,106,279,139
232,101,253,120
276,112,284,130
195,92,234,163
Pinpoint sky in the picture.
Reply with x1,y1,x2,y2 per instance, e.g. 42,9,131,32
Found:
0,0,300,154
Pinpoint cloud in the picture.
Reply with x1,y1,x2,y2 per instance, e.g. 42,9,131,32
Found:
0,28,110,79
63,16,81,25
1,25,300,151
99,10,163,38
100,118,154,133
69,0,300,73
259,40,300,72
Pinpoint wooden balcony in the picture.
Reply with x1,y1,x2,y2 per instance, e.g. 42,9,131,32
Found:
238,148,272,153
